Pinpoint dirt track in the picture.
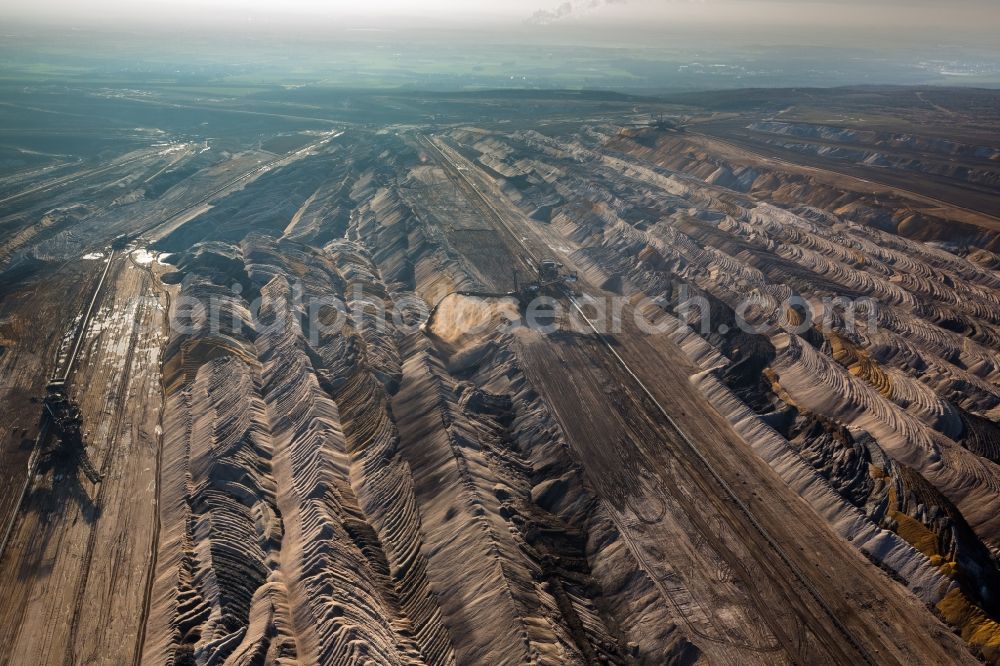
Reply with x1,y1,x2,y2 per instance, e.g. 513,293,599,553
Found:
0,255,166,666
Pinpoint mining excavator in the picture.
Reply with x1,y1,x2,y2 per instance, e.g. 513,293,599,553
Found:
38,379,102,484
422,258,577,332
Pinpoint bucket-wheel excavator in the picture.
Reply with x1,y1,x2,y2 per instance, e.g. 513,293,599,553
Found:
37,379,102,484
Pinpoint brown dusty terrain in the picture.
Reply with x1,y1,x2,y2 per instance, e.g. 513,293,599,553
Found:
1,88,1000,665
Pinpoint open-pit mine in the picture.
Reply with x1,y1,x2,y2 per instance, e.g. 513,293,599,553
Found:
1,84,1000,665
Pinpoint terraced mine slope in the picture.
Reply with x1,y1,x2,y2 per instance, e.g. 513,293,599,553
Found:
1,86,999,664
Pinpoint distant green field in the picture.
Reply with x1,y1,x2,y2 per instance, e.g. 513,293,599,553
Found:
2,30,998,94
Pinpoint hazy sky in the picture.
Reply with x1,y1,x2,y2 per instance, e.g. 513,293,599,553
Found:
3,0,998,43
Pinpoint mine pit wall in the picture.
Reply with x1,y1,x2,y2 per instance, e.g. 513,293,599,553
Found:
148,241,447,665
571,201,1000,595
143,189,703,664
614,253,961,607
254,272,431,665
